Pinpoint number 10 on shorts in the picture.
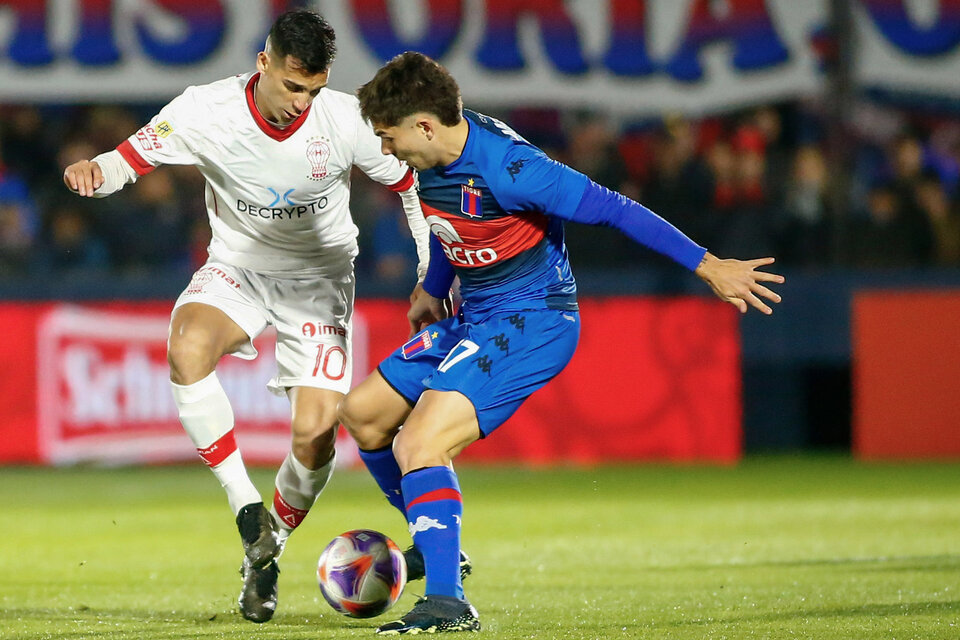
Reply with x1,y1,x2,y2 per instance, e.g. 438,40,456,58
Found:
313,344,347,380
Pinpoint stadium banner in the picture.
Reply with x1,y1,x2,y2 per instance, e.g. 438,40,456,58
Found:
0,297,741,466
853,290,960,460
0,1,958,111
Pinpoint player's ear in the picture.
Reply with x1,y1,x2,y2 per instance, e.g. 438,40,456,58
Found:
256,51,269,74
417,118,435,141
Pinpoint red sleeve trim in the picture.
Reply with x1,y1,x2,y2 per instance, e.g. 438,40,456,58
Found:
387,168,415,192
116,139,156,176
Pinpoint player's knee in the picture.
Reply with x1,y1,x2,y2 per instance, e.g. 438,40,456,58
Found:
337,393,363,434
338,394,389,450
393,428,443,471
291,419,338,468
167,331,219,384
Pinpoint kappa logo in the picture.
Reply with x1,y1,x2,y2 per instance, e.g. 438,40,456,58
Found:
506,158,526,182
408,515,448,535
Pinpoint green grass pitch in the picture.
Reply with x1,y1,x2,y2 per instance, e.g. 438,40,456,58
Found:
1,456,958,639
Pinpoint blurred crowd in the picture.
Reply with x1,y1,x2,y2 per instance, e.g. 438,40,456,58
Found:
2,99,960,285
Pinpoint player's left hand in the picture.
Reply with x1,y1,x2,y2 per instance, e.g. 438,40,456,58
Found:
407,283,452,336
694,251,784,315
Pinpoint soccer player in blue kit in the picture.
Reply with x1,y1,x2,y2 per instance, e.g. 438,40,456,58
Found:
338,52,784,634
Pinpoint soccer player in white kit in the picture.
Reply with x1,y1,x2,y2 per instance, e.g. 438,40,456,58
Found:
62,10,429,623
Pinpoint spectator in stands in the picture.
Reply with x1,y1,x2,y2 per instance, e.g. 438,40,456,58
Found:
643,117,715,250
915,170,960,266
851,182,934,268
0,106,57,192
706,137,737,215
564,111,631,193
557,112,640,268
778,144,830,265
710,124,777,259
34,201,109,273
368,186,418,283
0,147,39,273
105,170,192,271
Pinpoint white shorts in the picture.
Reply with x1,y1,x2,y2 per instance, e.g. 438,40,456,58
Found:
173,261,354,395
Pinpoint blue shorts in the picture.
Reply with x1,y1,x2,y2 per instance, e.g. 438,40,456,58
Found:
377,309,580,436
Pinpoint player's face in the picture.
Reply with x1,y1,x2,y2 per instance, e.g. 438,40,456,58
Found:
374,115,436,171
255,50,328,125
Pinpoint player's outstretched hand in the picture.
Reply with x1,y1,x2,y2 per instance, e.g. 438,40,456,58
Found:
694,251,784,315
407,284,453,337
63,160,103,197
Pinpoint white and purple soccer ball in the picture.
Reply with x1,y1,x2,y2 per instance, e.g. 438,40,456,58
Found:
317,529,407,618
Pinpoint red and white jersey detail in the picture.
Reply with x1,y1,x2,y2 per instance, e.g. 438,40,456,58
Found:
420,201,548,268
116,72,411,275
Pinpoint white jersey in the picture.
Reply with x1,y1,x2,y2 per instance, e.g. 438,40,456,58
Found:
109,72,422,276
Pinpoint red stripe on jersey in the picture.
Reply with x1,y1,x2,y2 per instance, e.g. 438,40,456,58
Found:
421,200,548,268
273,490,309,529
406,488,463,509
245,73,311,141
197,429,237,467
116,139,155,176
387,168,415,192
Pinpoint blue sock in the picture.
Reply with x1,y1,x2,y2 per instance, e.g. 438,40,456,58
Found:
402,466,464,600
358,446,407,516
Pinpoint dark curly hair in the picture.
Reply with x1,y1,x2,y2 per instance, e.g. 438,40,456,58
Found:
268,10,337,74
357,52,462,127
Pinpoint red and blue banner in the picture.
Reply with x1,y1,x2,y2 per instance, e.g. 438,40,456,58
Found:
0,1,958,111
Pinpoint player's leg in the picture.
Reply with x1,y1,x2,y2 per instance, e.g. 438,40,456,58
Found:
265,271,356,545
339,369,413,514
168,300,278,565
270,386,341,543
169,265,282,623
395,390,480,598
376,310,580,634
237,272,354,623
375,390,481,635
341,368,475,583
238,386,342,624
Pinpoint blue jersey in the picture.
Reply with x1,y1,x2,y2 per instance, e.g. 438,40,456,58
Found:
418,110,706,322
418,110,586,321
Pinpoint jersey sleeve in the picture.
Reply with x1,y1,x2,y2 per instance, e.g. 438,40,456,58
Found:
495,144,705,271
566,180,706,271
493,144,590,218
351,104,414,191
421,234,456,297
115,87,203,176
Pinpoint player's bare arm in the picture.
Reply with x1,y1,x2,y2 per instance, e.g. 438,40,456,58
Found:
406,286,452,337
695,251,784,315
63,159,103,197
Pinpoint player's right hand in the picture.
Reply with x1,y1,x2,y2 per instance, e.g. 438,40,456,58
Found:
407,285,452,337
63,160,104,197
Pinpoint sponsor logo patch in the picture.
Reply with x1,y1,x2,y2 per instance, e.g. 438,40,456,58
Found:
402,330,433,359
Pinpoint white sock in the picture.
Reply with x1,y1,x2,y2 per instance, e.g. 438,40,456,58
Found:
271,451,336,538
171,371,261,514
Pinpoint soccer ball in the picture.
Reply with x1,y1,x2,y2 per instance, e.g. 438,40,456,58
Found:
317,529,407,618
